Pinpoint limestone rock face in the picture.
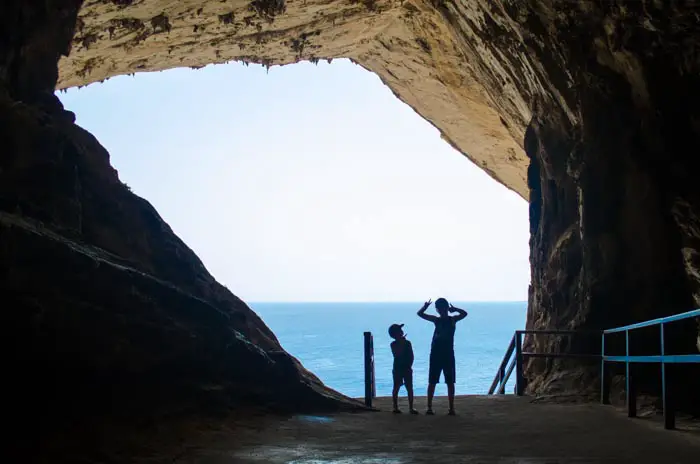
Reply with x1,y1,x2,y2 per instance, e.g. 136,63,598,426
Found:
515,2,700,402
58,0,531,197
3,1,700,457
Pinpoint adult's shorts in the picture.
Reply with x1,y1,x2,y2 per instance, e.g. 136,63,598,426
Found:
429,349,456,384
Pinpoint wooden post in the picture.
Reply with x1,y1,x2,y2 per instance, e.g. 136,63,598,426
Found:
515,331,525,396
371,335,376,400
660,323,675,429
363,331,375,407
626,330,636,418
601,333,610,404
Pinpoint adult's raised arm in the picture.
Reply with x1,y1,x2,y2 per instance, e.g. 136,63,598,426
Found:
449,304,468,322
417,298,437,322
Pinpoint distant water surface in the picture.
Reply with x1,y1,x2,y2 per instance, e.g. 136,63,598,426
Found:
251,302,526,398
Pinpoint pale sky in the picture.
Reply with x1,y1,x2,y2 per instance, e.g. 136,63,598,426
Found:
57,58,530,302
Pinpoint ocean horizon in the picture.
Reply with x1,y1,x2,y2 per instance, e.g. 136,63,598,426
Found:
250,301,527,398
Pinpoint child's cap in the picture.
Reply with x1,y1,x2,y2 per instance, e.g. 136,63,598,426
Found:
388,323,404,338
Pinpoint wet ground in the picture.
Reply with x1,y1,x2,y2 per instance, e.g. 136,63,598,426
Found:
180,396,700,463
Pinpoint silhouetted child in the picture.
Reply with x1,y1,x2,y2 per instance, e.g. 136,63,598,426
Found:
388,323,418,414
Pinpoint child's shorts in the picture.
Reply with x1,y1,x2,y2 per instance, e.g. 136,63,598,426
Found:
392,368,413,386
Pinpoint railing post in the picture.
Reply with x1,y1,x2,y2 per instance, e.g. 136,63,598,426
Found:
498,357,506,394
515,331,525,396
660,323,675,429
363,331,375,407
626,330,636,418
601,332,610,404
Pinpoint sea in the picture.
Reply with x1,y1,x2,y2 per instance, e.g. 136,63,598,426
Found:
250,302,527,397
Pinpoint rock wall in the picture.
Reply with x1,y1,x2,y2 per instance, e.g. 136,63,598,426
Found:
2,0,700,456
1,1,359,458
514,2,700,403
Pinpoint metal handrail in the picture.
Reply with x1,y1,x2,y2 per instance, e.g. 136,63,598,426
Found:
603,308,700,333
488,330,598,396
489,309,699,431
497,356,517,394
601,308,700,430
487,333,515,394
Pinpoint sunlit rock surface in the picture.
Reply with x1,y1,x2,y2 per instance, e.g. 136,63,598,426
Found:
58,0,531,197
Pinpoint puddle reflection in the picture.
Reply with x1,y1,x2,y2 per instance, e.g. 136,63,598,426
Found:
293,415,336,424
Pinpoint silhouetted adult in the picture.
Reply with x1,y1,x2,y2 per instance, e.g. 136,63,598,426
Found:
417,297,468,415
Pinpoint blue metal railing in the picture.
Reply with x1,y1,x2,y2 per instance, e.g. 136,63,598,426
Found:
488,331,518,395
601,308,700,430
491,309,699,430
489,330,599,396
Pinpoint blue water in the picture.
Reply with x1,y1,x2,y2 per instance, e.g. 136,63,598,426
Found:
251,302,526,397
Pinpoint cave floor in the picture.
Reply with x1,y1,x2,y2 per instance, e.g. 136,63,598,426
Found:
179,396,700,464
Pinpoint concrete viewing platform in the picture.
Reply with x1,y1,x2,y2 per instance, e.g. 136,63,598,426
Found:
179,395,700,463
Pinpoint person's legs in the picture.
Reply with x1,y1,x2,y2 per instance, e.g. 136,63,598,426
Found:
427,351,441,414
405,370,418,414
426,383,436,413
445,353,457,414
392,383,401,412
404,369,418,414
447,383,455,413
392,371,402,412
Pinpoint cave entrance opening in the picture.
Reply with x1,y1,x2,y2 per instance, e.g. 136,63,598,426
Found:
57,58,530,398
